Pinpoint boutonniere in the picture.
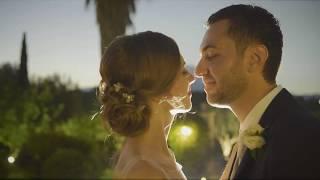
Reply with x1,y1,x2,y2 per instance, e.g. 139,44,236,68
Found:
239,124,266,159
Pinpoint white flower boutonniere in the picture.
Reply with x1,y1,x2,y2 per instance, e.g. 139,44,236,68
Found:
239,124,266,159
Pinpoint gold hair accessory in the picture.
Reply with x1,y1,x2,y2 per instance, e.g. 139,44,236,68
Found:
122,93,135,103
111,82,135,103
98,81,107,95
113,82,124,92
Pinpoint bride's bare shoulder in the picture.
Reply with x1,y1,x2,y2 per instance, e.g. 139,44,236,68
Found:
123,159,166,179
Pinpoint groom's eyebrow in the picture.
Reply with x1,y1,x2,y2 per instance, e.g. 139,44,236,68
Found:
201,45,217,52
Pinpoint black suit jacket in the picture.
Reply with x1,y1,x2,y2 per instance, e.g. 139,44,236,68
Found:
234,88,320,179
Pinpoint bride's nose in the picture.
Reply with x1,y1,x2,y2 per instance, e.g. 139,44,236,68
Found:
188,73,196,84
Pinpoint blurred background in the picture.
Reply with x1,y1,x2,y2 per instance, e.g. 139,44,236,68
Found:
1,0,319,179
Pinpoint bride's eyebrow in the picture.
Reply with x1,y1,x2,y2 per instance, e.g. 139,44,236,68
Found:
180,57,186,66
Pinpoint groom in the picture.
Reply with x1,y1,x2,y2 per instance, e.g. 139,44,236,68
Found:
196,4,320,179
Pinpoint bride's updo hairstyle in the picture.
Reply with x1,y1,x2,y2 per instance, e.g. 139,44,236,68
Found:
99,31,181,137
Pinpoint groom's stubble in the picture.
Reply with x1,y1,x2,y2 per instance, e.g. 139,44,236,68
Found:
207,57,248,107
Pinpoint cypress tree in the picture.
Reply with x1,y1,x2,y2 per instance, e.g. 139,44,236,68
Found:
19,32,29,88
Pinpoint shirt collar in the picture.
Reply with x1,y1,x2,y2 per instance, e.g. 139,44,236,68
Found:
240,85,283,134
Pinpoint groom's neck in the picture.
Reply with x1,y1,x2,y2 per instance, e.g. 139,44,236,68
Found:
230,83,276,123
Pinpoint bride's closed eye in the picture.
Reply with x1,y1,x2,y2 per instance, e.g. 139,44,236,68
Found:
182,68,190,76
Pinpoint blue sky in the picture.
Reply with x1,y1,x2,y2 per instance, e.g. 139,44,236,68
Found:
1,0,320,95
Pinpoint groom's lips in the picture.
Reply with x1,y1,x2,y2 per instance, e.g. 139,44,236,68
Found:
203,79,216,85
203,78,217,92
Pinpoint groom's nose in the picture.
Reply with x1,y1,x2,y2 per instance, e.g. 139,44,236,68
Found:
195,58,206,78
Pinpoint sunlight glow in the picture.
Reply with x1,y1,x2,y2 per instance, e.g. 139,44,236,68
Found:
180,126,193,138
8,156,15,164
169,123,198,149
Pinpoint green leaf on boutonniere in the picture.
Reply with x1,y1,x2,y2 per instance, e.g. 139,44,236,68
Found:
250,145,266,160
250,149,258,160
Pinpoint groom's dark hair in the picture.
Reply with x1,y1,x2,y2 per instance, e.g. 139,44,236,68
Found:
207,4,283,83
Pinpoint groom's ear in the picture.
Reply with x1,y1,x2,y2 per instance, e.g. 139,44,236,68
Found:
245,44,269,73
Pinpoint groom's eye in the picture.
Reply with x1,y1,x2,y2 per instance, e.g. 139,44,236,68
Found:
206,53,219,61
206,51,213,57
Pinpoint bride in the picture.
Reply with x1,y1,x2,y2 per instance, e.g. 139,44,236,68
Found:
98,31,195,179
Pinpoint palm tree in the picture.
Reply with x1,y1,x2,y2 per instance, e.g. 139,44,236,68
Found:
86,0,136,55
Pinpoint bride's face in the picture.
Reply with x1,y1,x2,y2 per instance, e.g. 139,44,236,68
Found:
166,57,195,114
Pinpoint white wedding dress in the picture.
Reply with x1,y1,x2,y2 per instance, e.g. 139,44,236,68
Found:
119,151,187,179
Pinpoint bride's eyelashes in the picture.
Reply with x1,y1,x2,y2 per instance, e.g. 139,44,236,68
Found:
182,66,192,76
182,69,189,75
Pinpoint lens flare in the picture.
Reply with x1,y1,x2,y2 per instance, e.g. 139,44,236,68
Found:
180,125,193,138
8,156,15,164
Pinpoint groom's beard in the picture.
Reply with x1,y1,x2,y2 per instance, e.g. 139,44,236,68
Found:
206,67,248,107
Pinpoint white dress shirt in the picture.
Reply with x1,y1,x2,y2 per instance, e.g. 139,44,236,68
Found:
237,85,283,164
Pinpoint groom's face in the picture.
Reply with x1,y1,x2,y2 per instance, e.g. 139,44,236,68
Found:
195,20,248,106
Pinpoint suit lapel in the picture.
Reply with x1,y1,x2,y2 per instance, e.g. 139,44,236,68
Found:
259,89,291,128
234,89,290,178
220,143,237,180
234,147,253,178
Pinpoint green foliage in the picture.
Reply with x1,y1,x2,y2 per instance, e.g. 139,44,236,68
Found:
0,63,97,149
42,148,94,179
167,107,239,178
211,108,239,158
169,115,208,156
14,132,106,178
0,143,10,178
0,63,116,178
213,108,239,139
169,113,225,179
55,115,123,159
55,115,109,143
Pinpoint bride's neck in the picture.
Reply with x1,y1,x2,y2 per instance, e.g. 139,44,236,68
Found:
126,101,174,157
